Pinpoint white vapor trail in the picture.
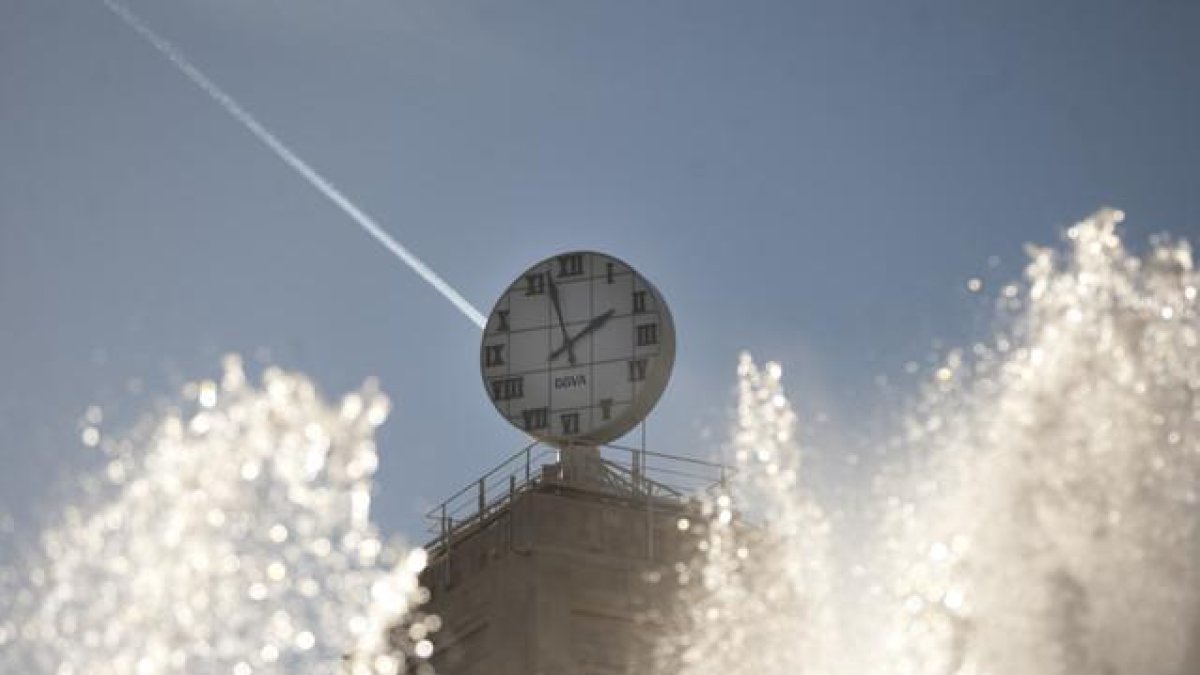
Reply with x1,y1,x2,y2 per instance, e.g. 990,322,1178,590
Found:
103,0,487,330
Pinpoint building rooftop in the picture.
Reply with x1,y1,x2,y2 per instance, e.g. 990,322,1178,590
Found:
423,440,728,555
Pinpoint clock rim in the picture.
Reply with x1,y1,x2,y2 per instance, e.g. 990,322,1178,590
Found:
479,250,675,447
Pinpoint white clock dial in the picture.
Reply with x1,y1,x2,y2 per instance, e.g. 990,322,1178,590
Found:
480,251,675,446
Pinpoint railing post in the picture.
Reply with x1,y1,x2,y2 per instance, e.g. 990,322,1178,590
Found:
440,504,447,540
478,478,486,515
446,516,453,588
631,448,641,496
525,446,531,483
640,449,647,493
510,474,516,502
646,469,655,561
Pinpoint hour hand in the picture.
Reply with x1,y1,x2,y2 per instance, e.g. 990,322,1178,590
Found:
546,274,576,365
549,309,615,362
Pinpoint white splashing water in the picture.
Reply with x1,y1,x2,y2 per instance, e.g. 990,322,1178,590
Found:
654,353,836,675
0,356,432,675
664,209,1200,675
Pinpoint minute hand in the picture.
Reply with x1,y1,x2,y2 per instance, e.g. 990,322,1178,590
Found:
549,309,616,362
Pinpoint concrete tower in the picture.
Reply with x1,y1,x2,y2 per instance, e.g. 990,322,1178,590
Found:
413,444,723,675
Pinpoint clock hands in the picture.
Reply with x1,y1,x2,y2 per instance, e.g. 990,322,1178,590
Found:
549,309,616,363
545,273,577,365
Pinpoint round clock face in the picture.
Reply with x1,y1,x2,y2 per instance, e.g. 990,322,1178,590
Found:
480,251,675,446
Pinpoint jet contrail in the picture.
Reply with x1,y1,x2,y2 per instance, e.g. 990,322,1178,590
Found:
102,0,487,330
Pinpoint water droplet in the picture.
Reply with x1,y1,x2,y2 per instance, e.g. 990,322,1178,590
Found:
266,562,286,581
198,380,218,408
405,548,428,574
294,631,316,651
414,639,433,659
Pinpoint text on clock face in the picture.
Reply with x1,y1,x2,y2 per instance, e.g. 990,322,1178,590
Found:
554,374,587,390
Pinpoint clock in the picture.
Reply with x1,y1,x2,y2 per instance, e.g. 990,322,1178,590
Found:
480,251,675,446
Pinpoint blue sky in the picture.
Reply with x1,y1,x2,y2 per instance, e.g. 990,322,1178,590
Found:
2,0,1198,542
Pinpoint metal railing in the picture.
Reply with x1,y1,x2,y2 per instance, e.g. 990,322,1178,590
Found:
423,440,728,551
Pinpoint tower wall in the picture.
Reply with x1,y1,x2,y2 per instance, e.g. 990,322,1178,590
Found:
419,484,698,675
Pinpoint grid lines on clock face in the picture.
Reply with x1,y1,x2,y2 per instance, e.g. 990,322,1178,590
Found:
481,252,666,440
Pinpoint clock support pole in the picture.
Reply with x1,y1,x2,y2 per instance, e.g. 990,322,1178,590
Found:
558,442,605,485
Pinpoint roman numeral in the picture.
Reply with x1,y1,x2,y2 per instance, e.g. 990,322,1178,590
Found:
560,412,580,435
632,290,647,314
628,358,647,382
557,254,584,278
522,407,548,431
495,310,510,332
484,344,505,367
489,376,524,401
599,398,613,420
606,262,615,284
525,273,545,296
636,323,658,346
